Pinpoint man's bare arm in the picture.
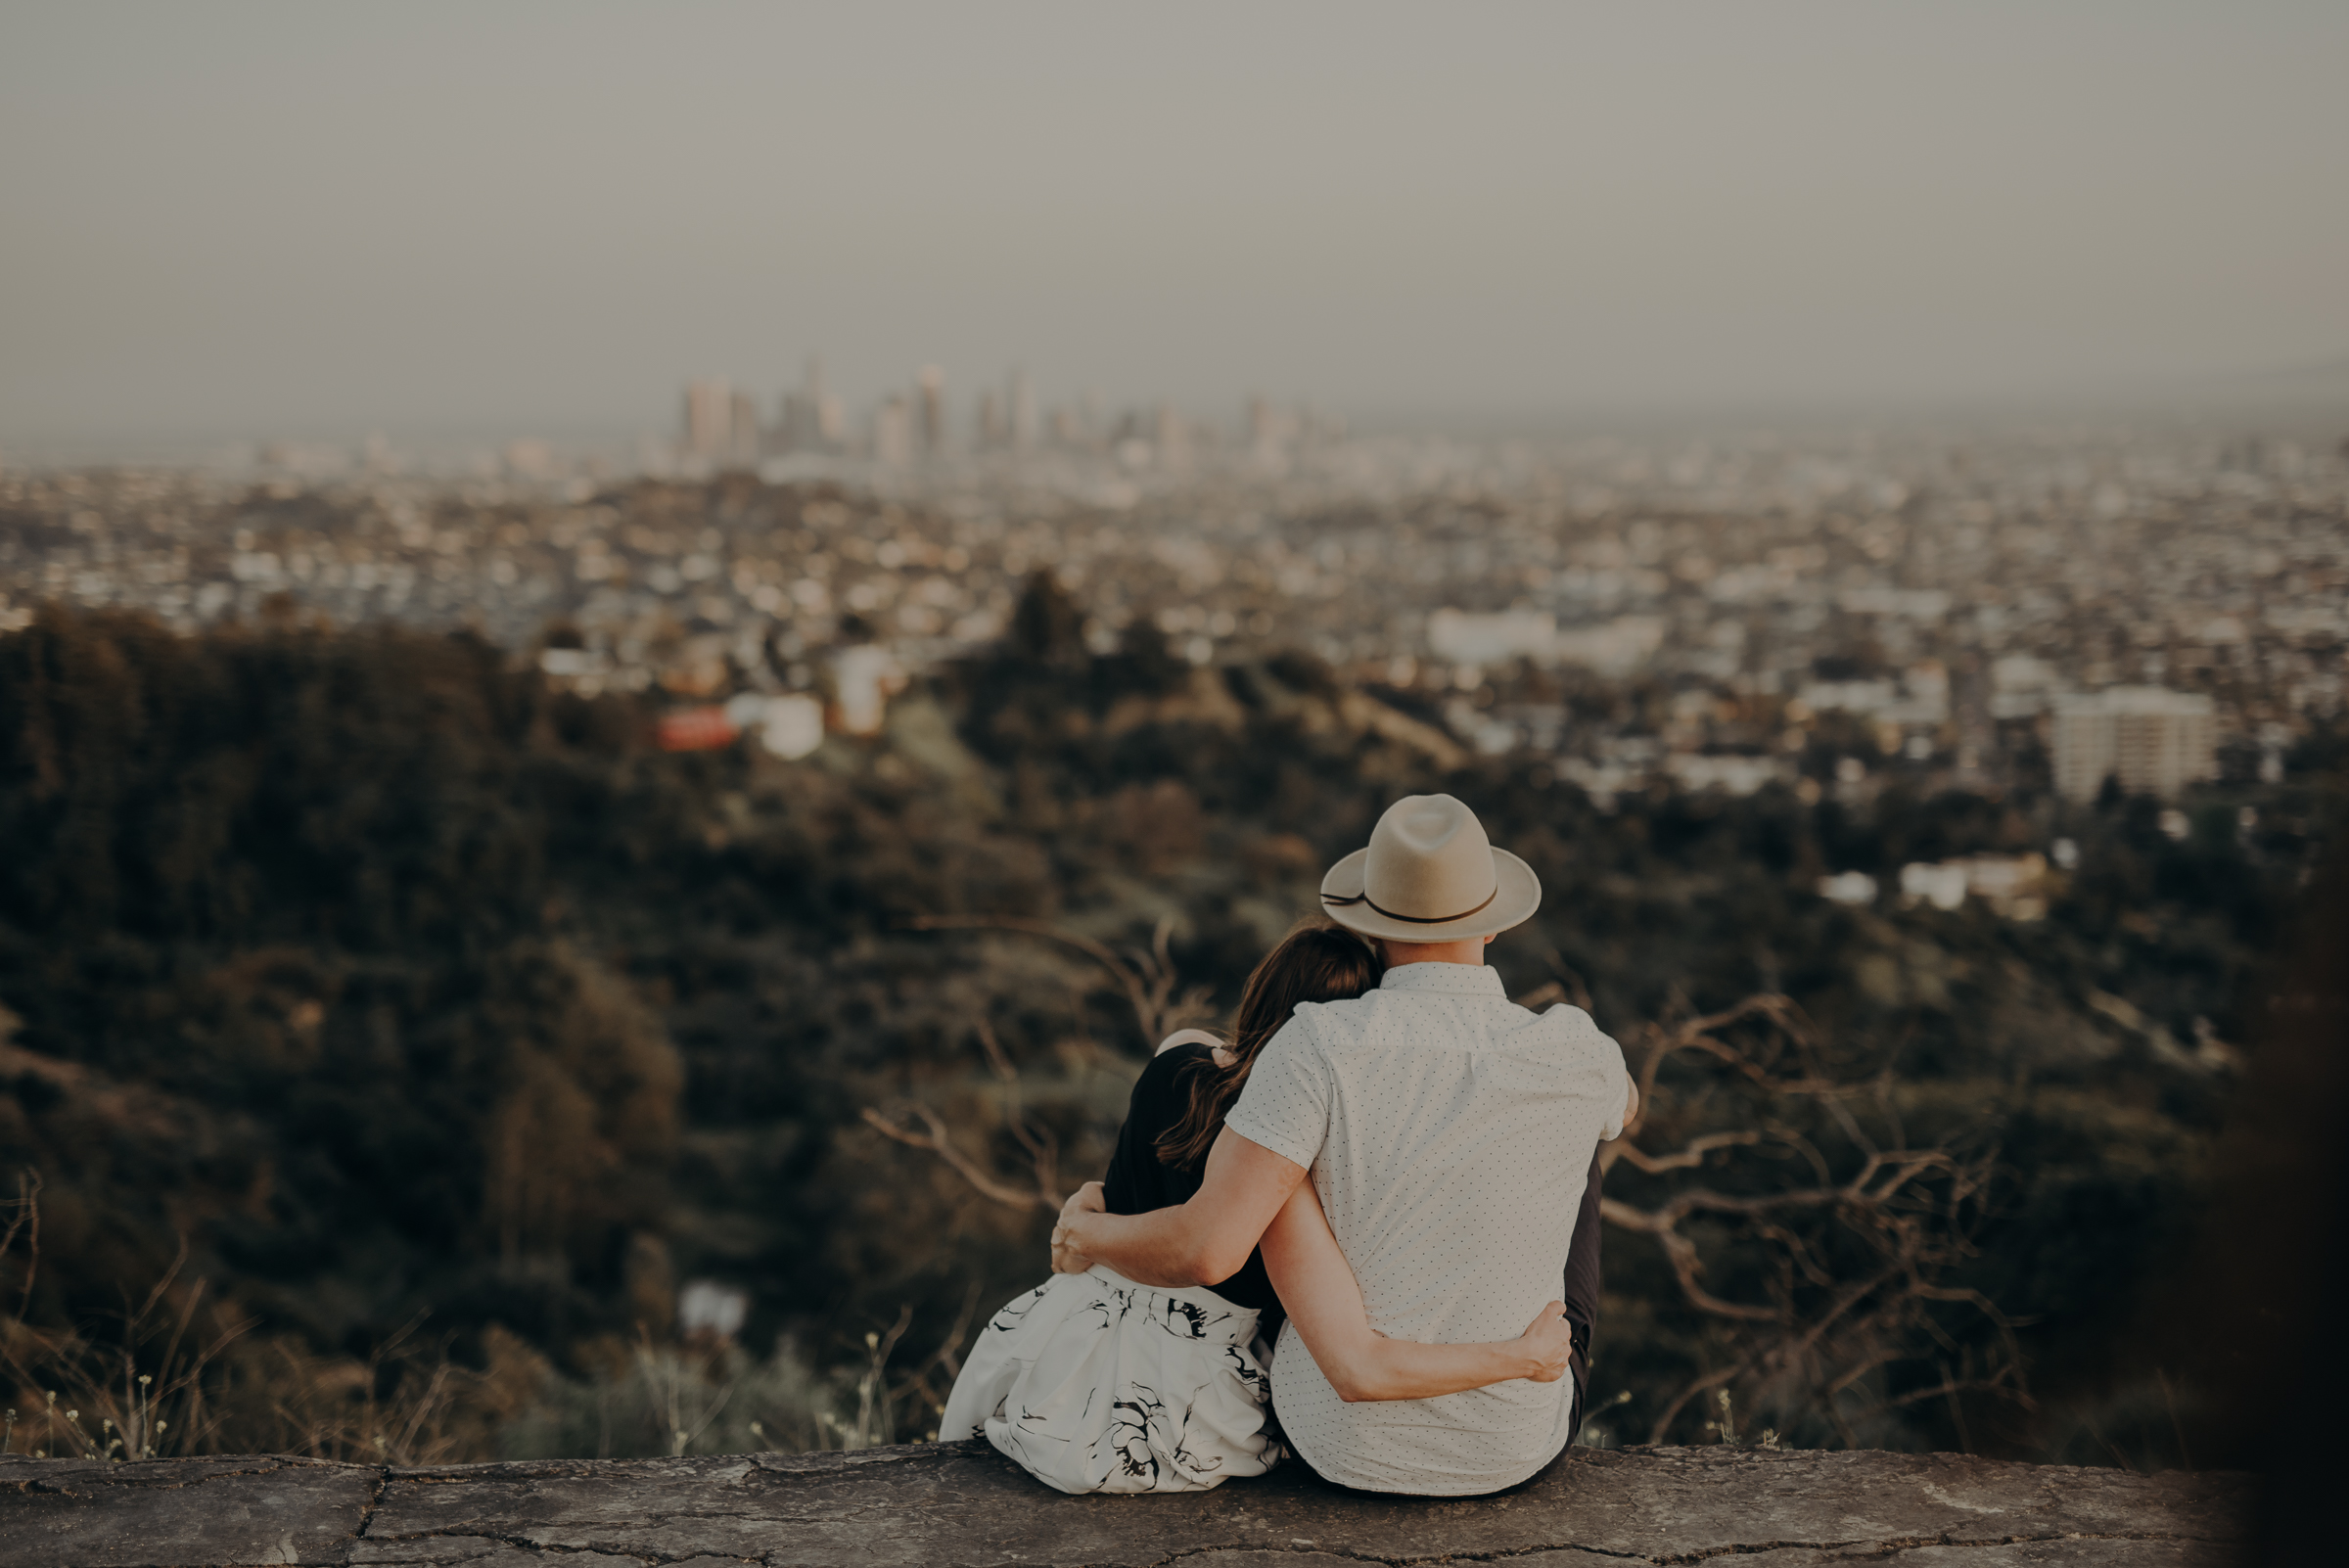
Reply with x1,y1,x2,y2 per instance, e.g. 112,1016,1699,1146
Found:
1054,1127,1308,1287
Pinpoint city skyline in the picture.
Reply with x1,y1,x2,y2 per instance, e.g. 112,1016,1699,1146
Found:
6,418,2335,831
11,346,2349,476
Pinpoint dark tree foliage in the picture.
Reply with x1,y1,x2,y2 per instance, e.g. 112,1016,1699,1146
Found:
0,602,2336,1462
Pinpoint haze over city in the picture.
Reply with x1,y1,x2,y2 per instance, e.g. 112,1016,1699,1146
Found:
6,0,2349,459
3,4,2347,1537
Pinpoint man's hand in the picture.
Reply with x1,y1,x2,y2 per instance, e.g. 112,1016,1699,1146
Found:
1050,1181,1105,1273
1514,1301,1577,1384
1049,1130,1307,1289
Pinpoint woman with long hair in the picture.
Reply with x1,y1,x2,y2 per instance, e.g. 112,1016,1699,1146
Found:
939,921,1578,1494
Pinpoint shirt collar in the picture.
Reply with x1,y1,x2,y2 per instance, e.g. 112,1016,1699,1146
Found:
1378,962,1508,997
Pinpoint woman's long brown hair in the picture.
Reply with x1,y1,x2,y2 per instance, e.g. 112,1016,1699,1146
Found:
1154,920,1381,1171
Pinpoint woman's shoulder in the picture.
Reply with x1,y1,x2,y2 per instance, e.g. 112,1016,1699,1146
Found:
1121,1040,1215,1154
1134,1038,1215,1096
1154,1027,1224,1057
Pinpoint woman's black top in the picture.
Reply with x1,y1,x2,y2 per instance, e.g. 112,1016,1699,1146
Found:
1099,1041,1282,1319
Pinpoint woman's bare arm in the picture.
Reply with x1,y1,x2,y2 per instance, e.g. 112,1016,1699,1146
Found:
1259,1179,1575,1403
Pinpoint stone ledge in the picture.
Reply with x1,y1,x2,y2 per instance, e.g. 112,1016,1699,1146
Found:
0,1442,2249,1568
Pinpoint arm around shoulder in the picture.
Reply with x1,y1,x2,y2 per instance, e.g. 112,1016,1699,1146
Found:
1056,1126,1308,1288
1260,1180,1574,1402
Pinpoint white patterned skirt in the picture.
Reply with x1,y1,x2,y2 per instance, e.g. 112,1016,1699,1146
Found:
938,1265,1282,1494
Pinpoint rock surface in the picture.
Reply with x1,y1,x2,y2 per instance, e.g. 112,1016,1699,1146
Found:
0,1441,2247,1568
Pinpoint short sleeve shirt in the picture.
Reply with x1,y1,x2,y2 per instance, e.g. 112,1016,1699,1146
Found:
1222,961,1627,1496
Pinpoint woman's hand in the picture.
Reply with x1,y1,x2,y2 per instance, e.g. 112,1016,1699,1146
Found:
1515,1301,1577,1384
1050,1181,1105,1273
1262,1176,1586,1402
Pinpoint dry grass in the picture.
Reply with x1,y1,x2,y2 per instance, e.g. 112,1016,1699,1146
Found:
0,1168,863,1463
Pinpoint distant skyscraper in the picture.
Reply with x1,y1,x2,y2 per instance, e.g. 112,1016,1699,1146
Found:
1008,370,1037,453
681,378,760,466
683,379,735,460
2052,687,2217,801
777,378,805,452
916,366,945,455
871,394,913,466
777,357,846,453
812,359,844,447
728,390,761,466
1246,395,1301,466
1155,403,1192,472
502,438,556,480
976,390,1005,450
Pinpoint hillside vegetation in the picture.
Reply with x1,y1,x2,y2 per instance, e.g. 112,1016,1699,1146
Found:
0,586,2334,1466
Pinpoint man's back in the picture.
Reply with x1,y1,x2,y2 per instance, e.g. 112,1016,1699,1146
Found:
1224,961,1625,1495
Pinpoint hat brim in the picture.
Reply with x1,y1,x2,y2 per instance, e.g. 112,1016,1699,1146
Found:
1318,847,1542,944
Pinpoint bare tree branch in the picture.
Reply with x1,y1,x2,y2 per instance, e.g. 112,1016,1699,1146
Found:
1596,991,2028,1447
859,1013,1080,1215
860,1104,1026,1211
1611,1130,1767,1175
2,1167,41,1317
902,912,1214,1048
860,1104,1058,1213
976,1023,1062,1206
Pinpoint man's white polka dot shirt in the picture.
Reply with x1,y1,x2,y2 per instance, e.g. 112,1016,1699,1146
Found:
1223,960,1627,1496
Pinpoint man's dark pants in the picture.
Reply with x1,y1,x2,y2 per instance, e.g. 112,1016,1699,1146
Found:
1561,1151,1604,1440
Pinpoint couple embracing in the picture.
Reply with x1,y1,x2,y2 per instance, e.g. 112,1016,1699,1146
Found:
939,793,1635,1498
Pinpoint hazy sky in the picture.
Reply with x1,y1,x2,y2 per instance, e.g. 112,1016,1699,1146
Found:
4,1,2346,445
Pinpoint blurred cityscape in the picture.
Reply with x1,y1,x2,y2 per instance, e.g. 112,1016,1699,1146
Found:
5,368,2346,898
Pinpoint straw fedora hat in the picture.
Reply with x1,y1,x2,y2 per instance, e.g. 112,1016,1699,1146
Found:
1319,794,1541,944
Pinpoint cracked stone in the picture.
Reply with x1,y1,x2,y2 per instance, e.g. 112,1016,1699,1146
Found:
0,1443,2248,1568
0,1454,382,1568
1177,1555,1387,1568
1723,1546,2223,1566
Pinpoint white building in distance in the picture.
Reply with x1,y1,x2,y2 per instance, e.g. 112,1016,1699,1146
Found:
682,379,734,459
871,395,914,467
682,379,760,466
1427,608,1555,666
2052,687,2216,801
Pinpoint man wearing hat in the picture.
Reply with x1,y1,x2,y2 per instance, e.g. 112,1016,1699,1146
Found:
1054,794,1635,1496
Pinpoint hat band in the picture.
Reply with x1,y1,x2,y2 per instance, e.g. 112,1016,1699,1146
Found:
1323,882,1498,925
